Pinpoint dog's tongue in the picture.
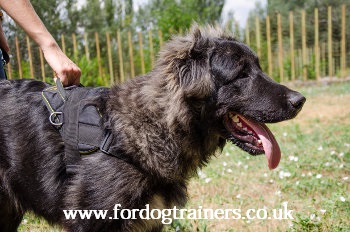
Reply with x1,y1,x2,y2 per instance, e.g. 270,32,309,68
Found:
240,117,281,169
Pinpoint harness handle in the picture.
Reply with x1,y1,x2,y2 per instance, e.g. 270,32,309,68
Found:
55,78,68,101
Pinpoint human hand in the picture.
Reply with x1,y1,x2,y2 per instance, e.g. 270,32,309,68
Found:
42,43,81,86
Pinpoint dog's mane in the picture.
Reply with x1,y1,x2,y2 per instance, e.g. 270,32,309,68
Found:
107,25,232,182
157,24,236,88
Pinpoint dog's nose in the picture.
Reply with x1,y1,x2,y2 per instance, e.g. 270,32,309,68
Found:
288,92,306,110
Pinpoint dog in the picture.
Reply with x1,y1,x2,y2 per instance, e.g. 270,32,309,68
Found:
0,25,305,232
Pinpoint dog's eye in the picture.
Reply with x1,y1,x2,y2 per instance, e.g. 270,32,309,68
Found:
238,72,250,79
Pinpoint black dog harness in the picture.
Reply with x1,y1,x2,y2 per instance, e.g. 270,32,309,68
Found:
42,80,114,173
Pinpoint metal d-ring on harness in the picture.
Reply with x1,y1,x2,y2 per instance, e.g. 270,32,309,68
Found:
42,79,115,174
49,112,63,126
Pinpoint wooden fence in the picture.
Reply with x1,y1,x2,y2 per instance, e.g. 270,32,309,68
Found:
245,4,350,82
4,4,350,85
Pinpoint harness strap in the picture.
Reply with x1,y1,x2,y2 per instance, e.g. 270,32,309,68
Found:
42,80,117,174
62,87,87,170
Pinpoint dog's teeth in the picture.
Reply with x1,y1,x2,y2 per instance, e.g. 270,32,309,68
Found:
243,127,248,131
258,140,262,145
232,115,239,123
237,122,242,127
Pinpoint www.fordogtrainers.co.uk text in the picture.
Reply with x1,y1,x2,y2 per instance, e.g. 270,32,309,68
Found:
63,202,294,224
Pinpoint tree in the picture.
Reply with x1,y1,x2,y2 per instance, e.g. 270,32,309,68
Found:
135,0,225,40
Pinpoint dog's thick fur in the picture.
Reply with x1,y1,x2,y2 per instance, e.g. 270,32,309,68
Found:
0,25,305,232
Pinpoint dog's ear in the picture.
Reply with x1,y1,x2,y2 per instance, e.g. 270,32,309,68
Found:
189,25,211,60
175,25,214,99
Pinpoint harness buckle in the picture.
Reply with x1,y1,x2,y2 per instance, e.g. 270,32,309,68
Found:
100,130,113,155
49,112,63,126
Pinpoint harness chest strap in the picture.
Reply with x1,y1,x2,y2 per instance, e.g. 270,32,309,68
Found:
42,80,115,171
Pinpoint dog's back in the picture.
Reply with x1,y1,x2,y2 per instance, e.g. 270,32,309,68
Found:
0,80,69,230
0,79,182,232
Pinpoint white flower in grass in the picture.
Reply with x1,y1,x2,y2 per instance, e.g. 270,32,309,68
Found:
205,178,212,183
325,162,330,167
237,161,242,167
227,168,232,173
223,161,227,167
283,132,288,137
310,214,316,220
320,209,326,214
198,170,206,179
343,176,349,181
339,164,344,168
269,179,274,184
263,173,268,177
236,194,241,199
317,146,323,151
339,152,344,157
344,143,350,147
308,172,313,176
289,223,294,228
279,171,284,179
244,165,248,170
288,155,298,162
225,152,230,156
23,219,28,224
275,190,281,196
340,196,346,202
316,174,322,179
296,181,300,185
330,150,336,155
301,173,306,177
279,170,291,179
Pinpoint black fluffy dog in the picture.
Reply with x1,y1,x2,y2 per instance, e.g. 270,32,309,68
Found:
0,25,305,231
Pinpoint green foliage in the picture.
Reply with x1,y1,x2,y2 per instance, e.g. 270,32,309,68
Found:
78,56,108,87
133,0,224,39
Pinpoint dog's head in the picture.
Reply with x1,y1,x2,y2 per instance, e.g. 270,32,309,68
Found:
158,25,305,169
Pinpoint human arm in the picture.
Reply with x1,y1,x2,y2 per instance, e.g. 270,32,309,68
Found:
0,0,81,86
0,10,10,57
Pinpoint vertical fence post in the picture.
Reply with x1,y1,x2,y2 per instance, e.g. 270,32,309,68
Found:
95,32,103,79
61,34,66,54
301,10,307,81
315,8,320,81
106,32,114,85
158,30,163,49
117,30,125,82
128,31,135,78
321,42,326,76
15,37,22,79
245,19,250,46
72,33,78,61
148,30,154,68
266,15,272,77
7,62,12,80
289,11,295,81
341,4,346,78
255,16,261,58
39,48,45,82
26,36,34,79
277,13,284,82
328,6,333,78
84,33,90,61
138,32,145,75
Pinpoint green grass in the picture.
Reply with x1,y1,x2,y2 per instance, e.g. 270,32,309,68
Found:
19,81,350,231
